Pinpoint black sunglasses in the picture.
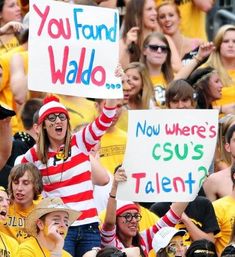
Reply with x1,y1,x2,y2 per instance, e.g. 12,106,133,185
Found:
118,212,142,222
147,44,169,53
47,113,67,122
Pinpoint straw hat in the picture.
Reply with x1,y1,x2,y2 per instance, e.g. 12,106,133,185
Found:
25,197,81,237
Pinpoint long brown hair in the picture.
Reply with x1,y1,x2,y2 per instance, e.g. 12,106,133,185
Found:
141,32,174,84
36,121,72,164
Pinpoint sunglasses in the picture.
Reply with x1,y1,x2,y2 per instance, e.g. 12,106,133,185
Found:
147,44,169,53
118,212,142,222
47,113,67,122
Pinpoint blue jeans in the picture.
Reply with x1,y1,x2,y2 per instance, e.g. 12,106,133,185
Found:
64,222,101,257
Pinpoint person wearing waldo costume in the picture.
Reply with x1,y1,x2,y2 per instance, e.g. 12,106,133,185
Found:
21,94,119,257
16,197,81,257
100,167,199,257
0,186,19,256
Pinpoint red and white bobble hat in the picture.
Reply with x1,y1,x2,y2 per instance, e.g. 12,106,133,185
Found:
38,95,69,124
116,200,139,216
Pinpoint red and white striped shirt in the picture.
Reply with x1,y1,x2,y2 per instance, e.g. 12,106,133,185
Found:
21,106,116,226
100,207,180,256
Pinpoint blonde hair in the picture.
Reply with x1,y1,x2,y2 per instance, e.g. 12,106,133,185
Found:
37,121,72,164
217,114,235,168
207,24,235,87
124,62,155,109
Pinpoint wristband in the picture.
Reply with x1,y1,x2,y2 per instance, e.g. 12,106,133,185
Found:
109,193,116,199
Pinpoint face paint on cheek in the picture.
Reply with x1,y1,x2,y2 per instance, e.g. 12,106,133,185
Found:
43,224,49,236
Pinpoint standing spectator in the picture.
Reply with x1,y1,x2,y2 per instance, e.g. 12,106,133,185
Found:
157,2,203,64
119,0,158,68
0,0,22,54
0,103,15,170
155,0,215,41
21,95,118,257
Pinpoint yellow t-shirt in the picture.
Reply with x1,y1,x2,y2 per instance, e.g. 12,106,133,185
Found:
0,231,19,257
0,47,28,134
151,73,167,107
155,0,207,41
213,70,235,107
56,95,97,131
0,36,20,56
213,196,235,256
0,202,37,244
17,237,72,257
116,107,128,133
99,127,127,174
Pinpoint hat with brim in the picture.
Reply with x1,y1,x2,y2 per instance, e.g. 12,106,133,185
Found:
152,227,186,254
0,103,16,120
25,197,81,237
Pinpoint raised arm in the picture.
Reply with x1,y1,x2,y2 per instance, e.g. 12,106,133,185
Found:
0,117,12,169
103,167,127,230
174,42,215,80
193,0,215,12
10,53,28,105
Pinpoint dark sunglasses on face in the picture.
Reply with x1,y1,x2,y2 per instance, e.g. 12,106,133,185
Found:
47,113,67,122
147,44,169,53
118,212,142,222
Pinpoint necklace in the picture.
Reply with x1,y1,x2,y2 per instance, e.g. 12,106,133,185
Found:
46,159,65,185
36,238,47,257
0,233,7,254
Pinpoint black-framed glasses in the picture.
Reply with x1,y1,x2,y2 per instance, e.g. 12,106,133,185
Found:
47,113,67,122
118,212,142,222
147,44,169,53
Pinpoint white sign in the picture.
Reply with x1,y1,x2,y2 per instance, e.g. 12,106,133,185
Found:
117,109,218,202
28,0,122,98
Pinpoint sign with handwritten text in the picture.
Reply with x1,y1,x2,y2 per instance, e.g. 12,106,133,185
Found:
28,0,122,98
117,110,218,202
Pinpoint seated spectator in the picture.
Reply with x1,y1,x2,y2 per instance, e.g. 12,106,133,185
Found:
100,167,199,256
203,124,235,201
187,66,223,110
0,163,43,243
207,24,235,113
17,197,81,257
185,239,217,257
83,246,140,257
152,227,186,257
150,196,220,245
0,186,19,256
165,79,196,109
212,163,235,255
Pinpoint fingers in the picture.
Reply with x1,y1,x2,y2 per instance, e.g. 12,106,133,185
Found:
114,168,127,182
